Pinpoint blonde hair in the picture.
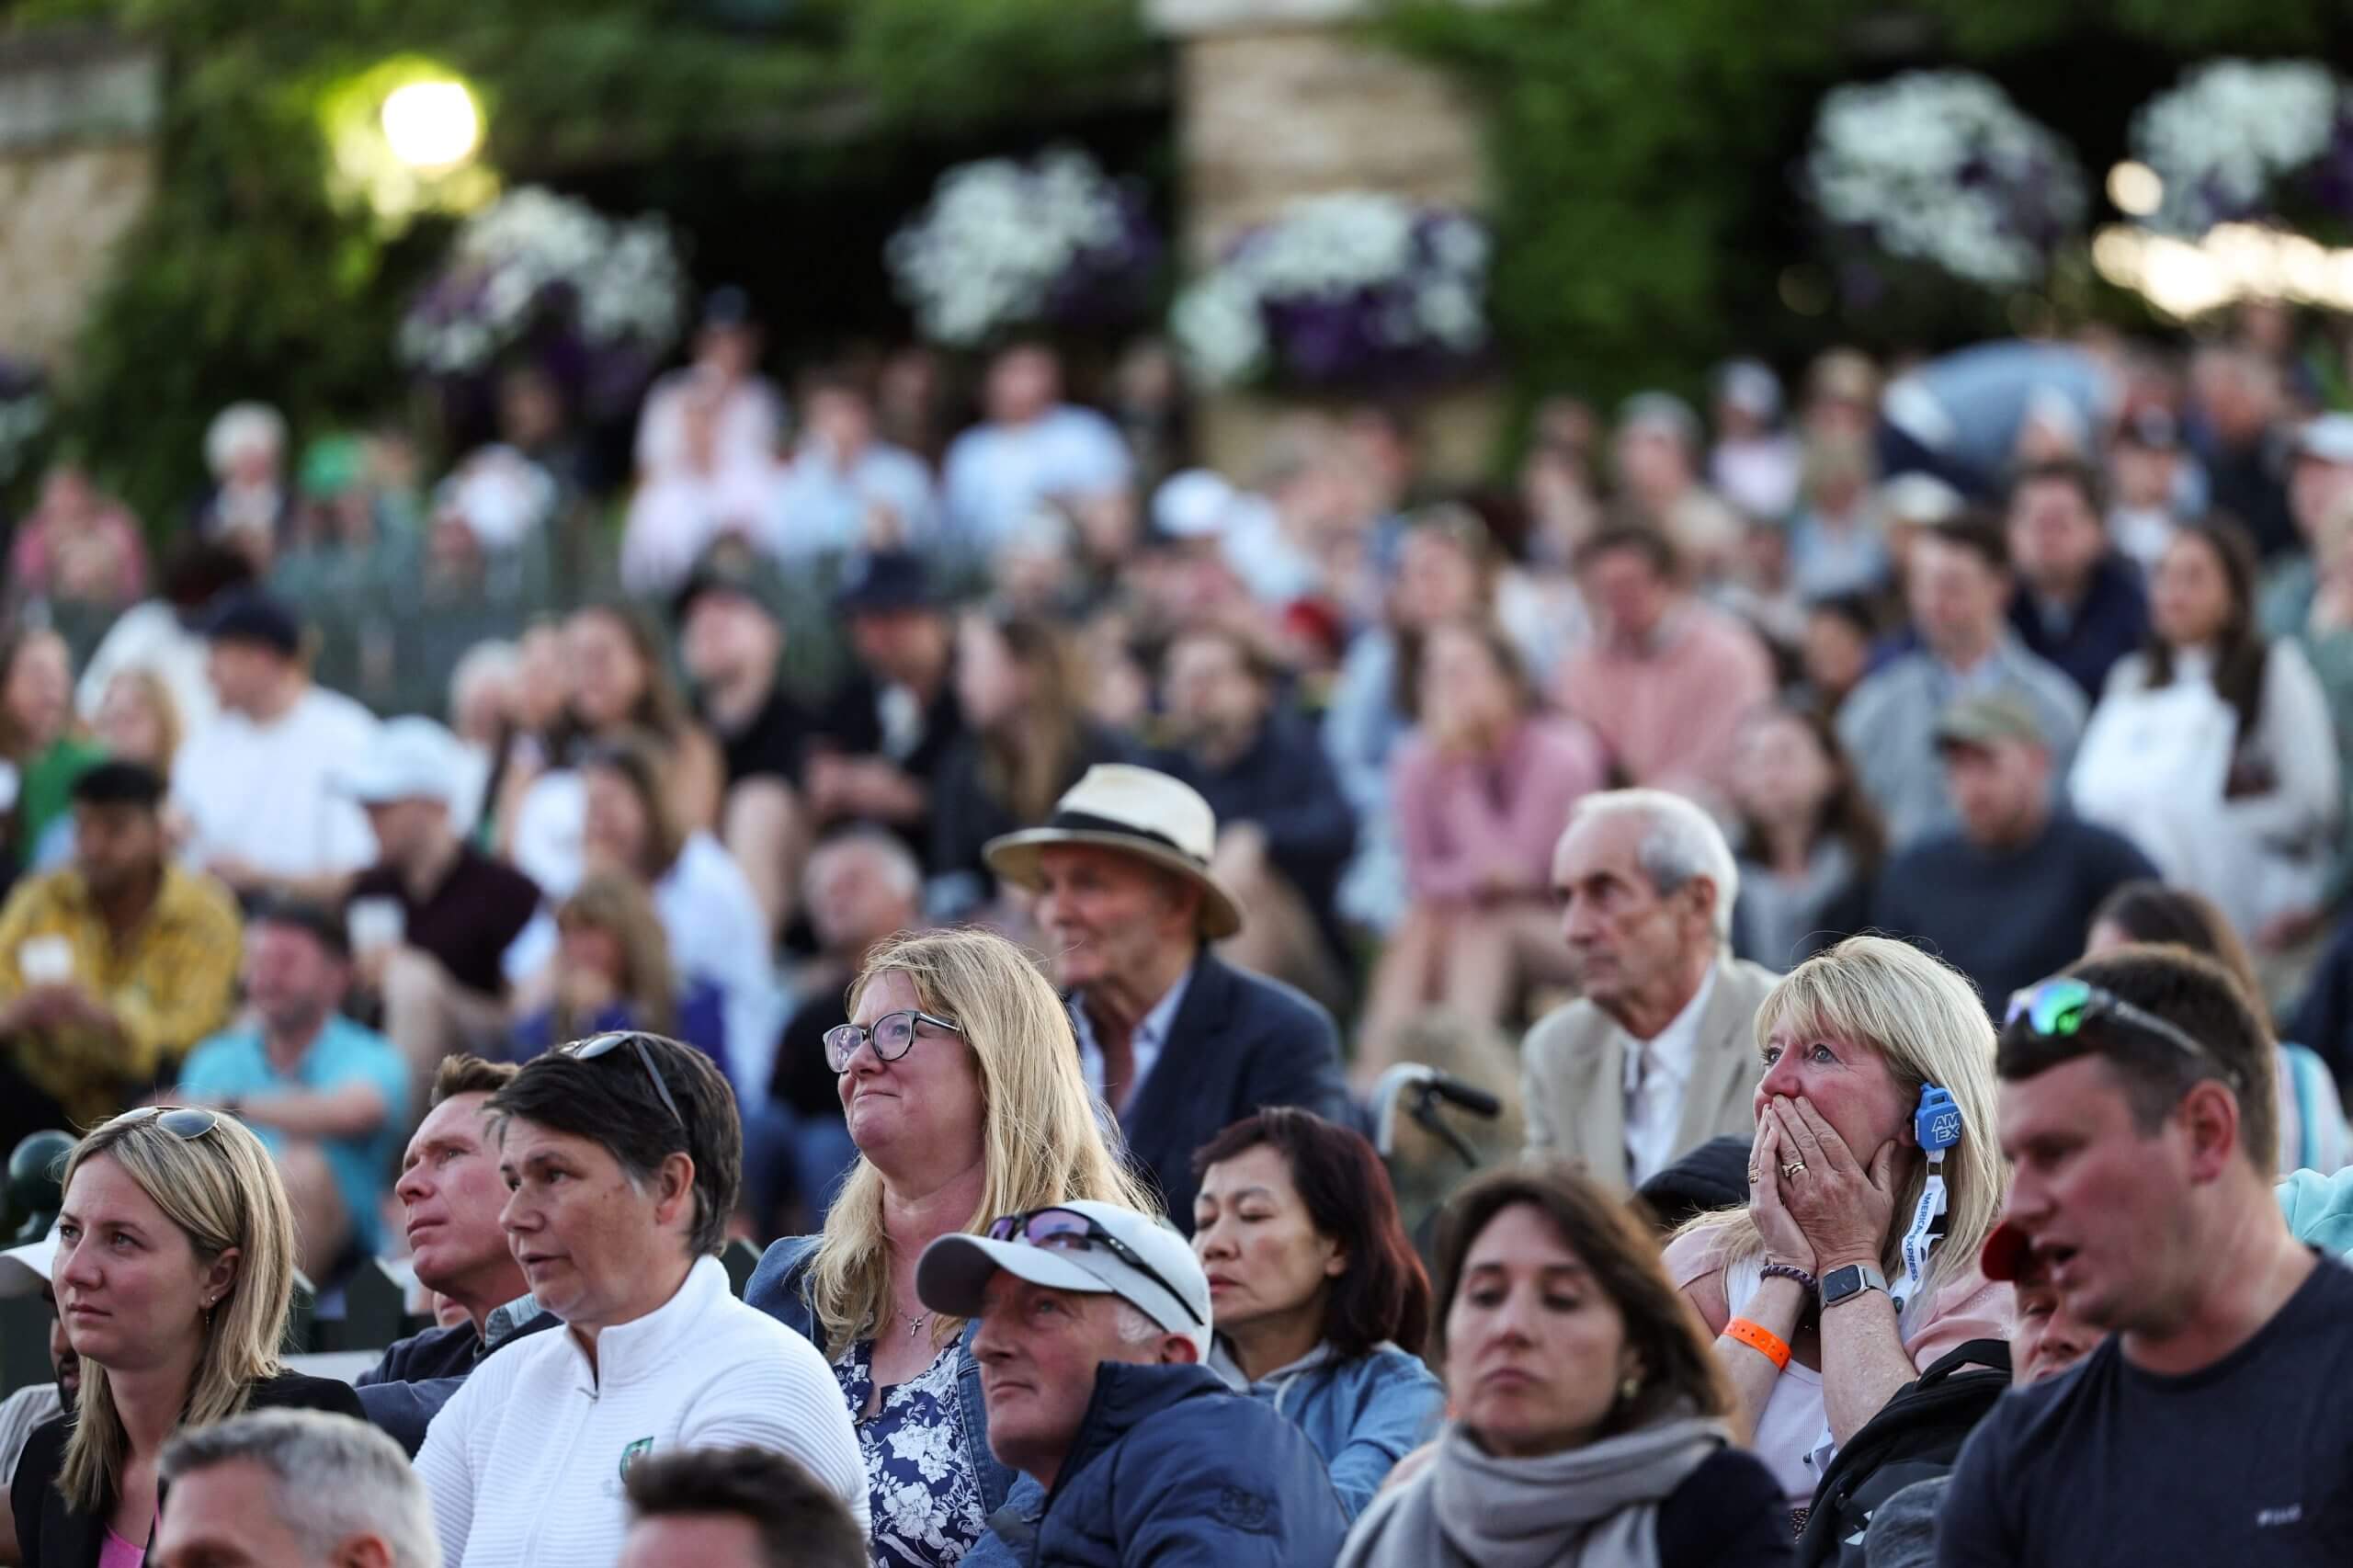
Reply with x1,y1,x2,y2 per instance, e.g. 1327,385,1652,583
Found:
1675,936,2007,1295
59,1108,299,1514
555,870,678,1037
102,666,186,778
806,927,1159,1358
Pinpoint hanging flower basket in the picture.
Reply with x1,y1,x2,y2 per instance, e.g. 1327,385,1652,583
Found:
1803,70,2086,292
887,147,1160,348
2131,59,2353,239
397,187,688,422
1172,194,1491,392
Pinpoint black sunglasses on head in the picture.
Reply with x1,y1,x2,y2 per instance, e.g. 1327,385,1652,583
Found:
562,1032,686,1128
986,1206,1205,1326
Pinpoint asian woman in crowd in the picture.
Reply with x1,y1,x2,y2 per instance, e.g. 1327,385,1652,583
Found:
1337,1163,1790,1568
13,1107,361,1566
1190,1108,1446,1519
1667,935,2012,1531
745,926,1157,1568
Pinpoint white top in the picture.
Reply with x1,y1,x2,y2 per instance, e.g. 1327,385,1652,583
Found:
633,370,785,479
173,686,381,879
416,1255,865,1567
1620,965,1719,1187
1071,965,1193,1117
0,1381,62,1483
941,405,1131,552
1728,1252,1928,1506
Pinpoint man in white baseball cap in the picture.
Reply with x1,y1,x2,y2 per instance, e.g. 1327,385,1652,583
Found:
983,766,1356,1230
337,717,542,1105
0,1225,76,1555
917,1200,1346,1565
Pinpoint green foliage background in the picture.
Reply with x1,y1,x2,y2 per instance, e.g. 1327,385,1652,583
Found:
23,0,1157,523
1388,0,2353,426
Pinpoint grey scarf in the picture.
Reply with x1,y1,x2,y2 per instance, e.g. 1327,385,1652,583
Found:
1339,1415,1730,1568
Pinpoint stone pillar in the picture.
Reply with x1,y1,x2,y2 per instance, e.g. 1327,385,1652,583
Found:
1147,0,1502,483
0,30,162,368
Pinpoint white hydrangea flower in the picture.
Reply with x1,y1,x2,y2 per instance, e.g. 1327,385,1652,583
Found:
401,187,687,375
2131,59,2344,236
1804,70,2085,290
1171,192,1489,388
888,148,1132,347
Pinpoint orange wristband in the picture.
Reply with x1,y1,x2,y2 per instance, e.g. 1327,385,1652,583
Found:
1725,1317,1791,1371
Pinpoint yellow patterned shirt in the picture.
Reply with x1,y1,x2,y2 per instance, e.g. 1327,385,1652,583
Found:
0,864,243,1125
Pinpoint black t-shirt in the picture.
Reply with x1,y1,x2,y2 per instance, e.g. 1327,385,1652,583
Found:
348,847,540,999
706,682,821,790
770,983,849,1120
1938,1251,2353,1566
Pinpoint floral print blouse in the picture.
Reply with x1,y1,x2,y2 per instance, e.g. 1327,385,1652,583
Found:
834,1337,990,1567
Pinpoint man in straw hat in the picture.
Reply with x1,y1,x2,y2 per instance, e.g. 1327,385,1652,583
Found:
985,765,1356,1229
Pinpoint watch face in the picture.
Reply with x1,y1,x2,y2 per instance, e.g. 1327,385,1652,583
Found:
1824,1266,1863,1300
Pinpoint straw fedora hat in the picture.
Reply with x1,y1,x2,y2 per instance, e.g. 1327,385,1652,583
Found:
983,764,1244,939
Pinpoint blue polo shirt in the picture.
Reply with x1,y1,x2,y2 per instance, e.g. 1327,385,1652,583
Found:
179,1015,409,1253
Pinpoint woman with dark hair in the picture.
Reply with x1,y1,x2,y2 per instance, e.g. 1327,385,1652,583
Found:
2086,880,2349,1174
1337,1163,1789,1568
928,609,1131,923
1190,1108,1445,1519
1357,618,1608,1077
561,604,724,833
2073,519,2339,943
416,1032,864,1563
1729,702,1884,971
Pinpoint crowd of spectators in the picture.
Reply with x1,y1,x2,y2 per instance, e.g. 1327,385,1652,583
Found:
5,292,2353,1566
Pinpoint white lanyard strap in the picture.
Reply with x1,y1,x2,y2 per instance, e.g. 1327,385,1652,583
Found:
1894,1150,1948,1312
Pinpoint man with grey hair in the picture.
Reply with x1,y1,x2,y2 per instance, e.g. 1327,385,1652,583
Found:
152,1409,438,1568
1521,787,1779,1187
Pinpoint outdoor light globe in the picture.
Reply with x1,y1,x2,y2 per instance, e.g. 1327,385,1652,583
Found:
381,79,482,171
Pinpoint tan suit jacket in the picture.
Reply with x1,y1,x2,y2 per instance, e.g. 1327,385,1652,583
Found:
1518,952,1780,1188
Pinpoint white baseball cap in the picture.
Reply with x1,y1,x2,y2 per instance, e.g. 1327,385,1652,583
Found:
917,1200,1212,1358
336,717,462,808
2297,414,2353,467
0,1225,59,1298
1152,469,1237,540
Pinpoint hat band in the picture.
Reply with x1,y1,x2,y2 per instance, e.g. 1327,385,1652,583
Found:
1046,810,1205,870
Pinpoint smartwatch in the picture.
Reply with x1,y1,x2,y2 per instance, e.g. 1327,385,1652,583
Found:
1819,1263,1889,1311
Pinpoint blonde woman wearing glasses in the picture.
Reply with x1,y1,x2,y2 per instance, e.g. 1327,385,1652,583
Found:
12,1107,360,1567
746,926,1159,1568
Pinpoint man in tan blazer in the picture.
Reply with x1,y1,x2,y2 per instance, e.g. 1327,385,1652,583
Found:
1521,788,1779,1188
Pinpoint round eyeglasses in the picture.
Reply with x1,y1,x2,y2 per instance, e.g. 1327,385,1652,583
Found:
824,1009,963,1074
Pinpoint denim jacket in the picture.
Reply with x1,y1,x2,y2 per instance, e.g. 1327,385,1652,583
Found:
743,1234,1032,1520
1206,1338,1446,1521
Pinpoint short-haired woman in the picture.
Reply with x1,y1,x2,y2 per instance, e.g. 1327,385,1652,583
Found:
1190,1108,1446,1519
745,926,1158,1568
1669,936,2012,1530
13,1108,362,1566
415,1031,864,1565
1337,1164,1790,1568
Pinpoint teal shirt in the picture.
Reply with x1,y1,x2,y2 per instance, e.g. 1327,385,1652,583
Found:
2279,1166,2353,1259
179,1015,409,1253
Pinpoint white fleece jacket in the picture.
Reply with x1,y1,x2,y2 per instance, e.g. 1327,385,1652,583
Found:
416,1256,865,1566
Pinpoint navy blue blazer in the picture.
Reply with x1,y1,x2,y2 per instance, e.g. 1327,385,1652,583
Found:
1112,951,1358,1232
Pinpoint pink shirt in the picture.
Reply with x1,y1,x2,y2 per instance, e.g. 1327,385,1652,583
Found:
1392,715,1608,903
98,1527,145,1568
1554,603,1774,811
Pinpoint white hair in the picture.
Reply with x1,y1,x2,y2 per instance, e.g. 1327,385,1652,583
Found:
805,828,922,902
1566,788,1739,944
204,402,288,478
160,1409,439,1568
1111,1296,1209,1362
449,639,519,715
